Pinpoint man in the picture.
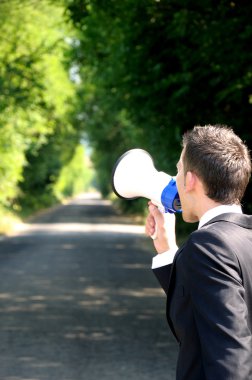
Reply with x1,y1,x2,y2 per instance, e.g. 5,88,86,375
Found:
145,125,252,380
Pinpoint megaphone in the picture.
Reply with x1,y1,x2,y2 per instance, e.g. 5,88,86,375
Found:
111,149,181,213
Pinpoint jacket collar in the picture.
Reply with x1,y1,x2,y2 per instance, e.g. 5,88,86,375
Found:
198,204,242,229
201,212,252,229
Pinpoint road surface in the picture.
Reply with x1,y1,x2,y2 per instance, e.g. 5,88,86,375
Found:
0,193,178,380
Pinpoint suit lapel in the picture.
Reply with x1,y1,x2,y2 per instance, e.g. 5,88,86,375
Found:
167,243,185,300
165,243,185,341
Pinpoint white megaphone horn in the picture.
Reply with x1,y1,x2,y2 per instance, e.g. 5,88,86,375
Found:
111,149,181,214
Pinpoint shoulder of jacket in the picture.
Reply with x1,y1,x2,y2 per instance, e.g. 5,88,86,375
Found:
202,213,252,229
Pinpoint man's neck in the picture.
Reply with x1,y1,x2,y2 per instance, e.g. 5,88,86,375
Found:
196,198,222,221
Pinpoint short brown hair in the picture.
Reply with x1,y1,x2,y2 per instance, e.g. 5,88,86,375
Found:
182,125,251,204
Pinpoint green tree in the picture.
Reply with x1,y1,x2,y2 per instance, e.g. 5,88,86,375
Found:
54,144,94,199
65,0,252,211
0,0,86,213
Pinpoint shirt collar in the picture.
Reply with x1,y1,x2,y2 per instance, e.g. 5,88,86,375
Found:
198,204,242,229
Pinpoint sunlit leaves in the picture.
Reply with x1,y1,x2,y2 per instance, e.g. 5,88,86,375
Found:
0,0,79,208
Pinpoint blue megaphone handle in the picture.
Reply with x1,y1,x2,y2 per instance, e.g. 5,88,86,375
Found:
161,178,182,214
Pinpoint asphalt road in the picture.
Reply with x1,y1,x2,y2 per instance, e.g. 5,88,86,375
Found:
0,193,178,380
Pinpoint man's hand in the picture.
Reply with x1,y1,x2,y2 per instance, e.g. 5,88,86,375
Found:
145,201,177,254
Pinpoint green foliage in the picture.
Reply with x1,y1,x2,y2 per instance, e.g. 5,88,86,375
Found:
0,121,26,205
0,0,84,216
1,0,252,232
54,144,94,199
65,0,252,211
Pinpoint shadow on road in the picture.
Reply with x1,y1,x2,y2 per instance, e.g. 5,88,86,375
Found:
0,193,178,380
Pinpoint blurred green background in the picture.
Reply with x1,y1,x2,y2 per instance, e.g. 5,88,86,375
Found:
0,0,251,235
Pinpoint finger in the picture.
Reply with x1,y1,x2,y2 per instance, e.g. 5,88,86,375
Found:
145,214,156,236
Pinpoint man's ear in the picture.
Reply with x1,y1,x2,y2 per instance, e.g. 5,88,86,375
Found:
184,171,196,192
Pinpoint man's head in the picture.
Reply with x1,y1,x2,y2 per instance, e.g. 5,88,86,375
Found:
181,124,251,205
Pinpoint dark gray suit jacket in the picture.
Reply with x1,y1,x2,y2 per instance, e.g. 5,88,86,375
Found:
153,213,252,380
